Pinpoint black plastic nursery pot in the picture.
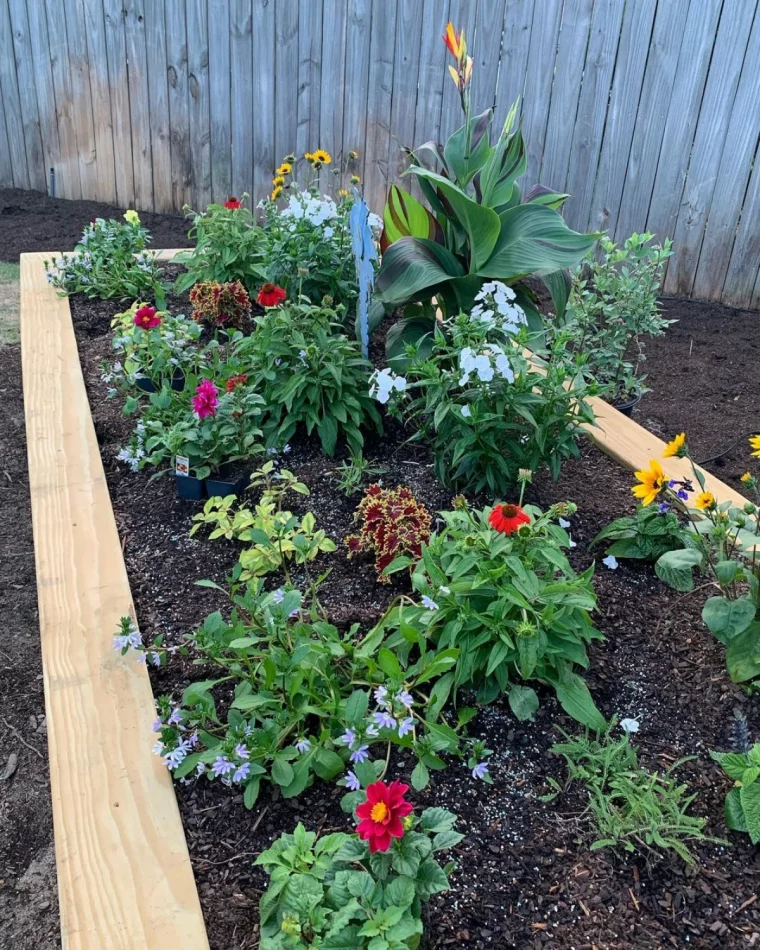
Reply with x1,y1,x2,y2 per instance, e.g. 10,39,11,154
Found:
206,469,248,498
136,369,186,394
174,473,206,500
614,391,642,417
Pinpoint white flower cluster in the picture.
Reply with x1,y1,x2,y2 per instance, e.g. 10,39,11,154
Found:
458,344,514,386
116,422,146,472
369,368,407,404
471,280,527,334
280,190,338,227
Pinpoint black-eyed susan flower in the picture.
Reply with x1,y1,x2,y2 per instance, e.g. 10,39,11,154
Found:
270,185,283,201
632,459,668,507
695,490,716,511
750,435,760,458
663,432,687,458
741,472,753,484
310,149,331,166
338,188,349,198
275,162,292,176
272,175,285,187
350,174,361,184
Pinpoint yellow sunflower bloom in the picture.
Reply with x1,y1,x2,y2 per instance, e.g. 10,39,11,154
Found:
750,435,760,458
272,175,285,187
276,162,292,176
312,149,331,165
270,185,283,201
695,491,716,511
741,472,752,484
632,459,668,507
663,432,686,459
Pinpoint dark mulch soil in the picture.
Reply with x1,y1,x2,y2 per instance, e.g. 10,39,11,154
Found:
63,282,760,949
0,345,60,950
0,188,192,261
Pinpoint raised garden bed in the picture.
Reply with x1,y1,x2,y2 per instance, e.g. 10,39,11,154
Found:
20,249,760,949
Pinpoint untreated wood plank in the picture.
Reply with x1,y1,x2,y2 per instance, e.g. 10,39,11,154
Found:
20,251,208,950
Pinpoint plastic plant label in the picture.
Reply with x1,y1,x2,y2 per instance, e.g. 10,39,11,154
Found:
175,455,190,477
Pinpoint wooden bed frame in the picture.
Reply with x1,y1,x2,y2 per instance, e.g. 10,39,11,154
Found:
19,249,749,949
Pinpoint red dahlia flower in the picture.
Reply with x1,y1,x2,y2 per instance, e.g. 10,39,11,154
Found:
223,196,242,210
133,305,161,330
225,373,248,392
192,379,219,419
488,503,530,535
356,780,413,853
257,283,287,308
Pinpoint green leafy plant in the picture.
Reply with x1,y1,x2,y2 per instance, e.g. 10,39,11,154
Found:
43,211,165,305
143,578,471,805
710,709,760,842
591,505,687,562
190,463,335,581
374,25,598,358
550,722,717,865
236,300,382,456
334,453,387,497
256,793,460,949
384,310,595,495
346,484,432,582
382,493,606,728
173,195,267,295
558,233,674,403
638,435,760,686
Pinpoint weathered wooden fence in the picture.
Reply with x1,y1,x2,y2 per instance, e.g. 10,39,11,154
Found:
1,0,760,307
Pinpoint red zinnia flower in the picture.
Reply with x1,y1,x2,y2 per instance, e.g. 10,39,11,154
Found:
192,379,219,419
133,305,161,330
257,283,287,308
223,196,242,210
355,780,413,853
488,503,530,535
225,373,248,392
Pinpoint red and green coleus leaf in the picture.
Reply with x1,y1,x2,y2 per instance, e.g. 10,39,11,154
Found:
380,185,444,253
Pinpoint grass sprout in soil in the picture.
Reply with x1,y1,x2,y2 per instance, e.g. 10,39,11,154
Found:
65,276,760,950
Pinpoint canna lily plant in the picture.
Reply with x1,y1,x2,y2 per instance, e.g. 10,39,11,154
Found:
375,22,600,360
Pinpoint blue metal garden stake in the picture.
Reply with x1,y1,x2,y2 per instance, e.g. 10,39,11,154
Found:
349,189,377,359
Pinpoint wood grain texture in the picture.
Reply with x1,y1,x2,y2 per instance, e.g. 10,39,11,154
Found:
20,252,209,950
102,0,135,207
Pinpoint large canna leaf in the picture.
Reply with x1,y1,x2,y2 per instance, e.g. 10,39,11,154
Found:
375,237,465,305
478,114,527,211
380,185,445,253
443,109,493,188
540,269,572,320
478,204,599,279
523,183,570,210
405,166,501,272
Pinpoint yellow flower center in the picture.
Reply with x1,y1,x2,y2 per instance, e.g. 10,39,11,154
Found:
370,802,388,822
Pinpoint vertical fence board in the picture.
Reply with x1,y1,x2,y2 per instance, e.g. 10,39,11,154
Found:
521,0,563,187
82,0,117,202
186,0,211,210
663,0,758,295
3,0,760,309
252,0,275,204
692,9,760,301
0,0,30,188
296,0,322,182
207,0,231,203
124,0,154,210
342,0,372,188
646,0,724,269
541,0,594,192
613,0,690,245
103,0,135,206
229,0,252,198
7,0,46,191
587,0,656,235
363,0,396,210
275,0,299,169
563,0,625,230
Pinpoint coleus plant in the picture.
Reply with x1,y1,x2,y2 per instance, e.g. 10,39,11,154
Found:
375,22,599,360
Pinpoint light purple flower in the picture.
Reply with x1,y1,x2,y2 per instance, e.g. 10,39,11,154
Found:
212,756,235,777
345,770,361,791
233,762,250,783
152,718,163,733
168,707,182,726
339,728,357,747
398,717,415,738
295,737,311,754
421,595,439,611
273,588,285,604
559,517,571,529
235,743,250,759
373,711,396,730
472,762,489,780
113,629,141,652
374,685,390,708
195,762,206,777
395,689,414,709
289,608,300,618
602,555,619,570
350,744,370,764
365,723,379,738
